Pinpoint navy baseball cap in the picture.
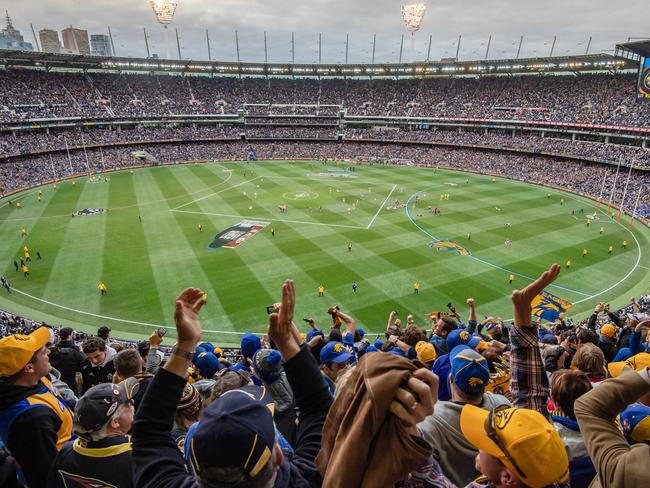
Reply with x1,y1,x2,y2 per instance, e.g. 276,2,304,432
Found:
343,332,354,346
319,341,353,364
189,385,276,479
75,377,139,433
446,328,472,351
195,351,223,378
450,345,490,393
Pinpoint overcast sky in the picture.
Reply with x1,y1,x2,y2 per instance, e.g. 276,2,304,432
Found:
3,0,646,63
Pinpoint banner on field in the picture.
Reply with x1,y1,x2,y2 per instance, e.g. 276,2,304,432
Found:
209,220,270,249
531,290,573,322
428,240,471,256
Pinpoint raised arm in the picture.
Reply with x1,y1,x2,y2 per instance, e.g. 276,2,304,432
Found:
509,264,560,416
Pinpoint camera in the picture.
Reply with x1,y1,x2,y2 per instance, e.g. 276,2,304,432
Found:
157,327,167,338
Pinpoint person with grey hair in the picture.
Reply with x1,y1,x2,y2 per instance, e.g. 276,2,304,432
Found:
48,377,139,487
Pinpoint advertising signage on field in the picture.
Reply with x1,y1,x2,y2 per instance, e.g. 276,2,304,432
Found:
638,57,650,100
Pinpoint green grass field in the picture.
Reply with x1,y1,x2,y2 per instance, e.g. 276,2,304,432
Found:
1,160,648,345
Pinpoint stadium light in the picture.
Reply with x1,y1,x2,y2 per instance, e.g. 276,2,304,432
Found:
401,4,426,63
149,0,178,59
401,4,426,32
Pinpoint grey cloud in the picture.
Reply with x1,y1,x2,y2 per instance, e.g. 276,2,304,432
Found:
3,0,645,63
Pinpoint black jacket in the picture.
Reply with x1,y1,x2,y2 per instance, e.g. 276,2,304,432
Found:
57,340,80,352
47,436,134,488
81,358,115,394
49,346,85,392
0,380,66,488
132,343,332,488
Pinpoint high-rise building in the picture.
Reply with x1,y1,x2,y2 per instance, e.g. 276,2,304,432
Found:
0,11,33,51
39,29,61,53
61,27,90,54
90,34,112,56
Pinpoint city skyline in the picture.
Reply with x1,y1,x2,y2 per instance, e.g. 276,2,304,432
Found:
1,1,647,63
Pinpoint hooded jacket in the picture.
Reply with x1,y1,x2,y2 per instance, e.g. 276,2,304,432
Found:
417,392,511,487
316,353,431,487
0,377,73,488
81,346,116,393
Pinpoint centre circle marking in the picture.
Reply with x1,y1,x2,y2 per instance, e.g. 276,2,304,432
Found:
282,190,319,200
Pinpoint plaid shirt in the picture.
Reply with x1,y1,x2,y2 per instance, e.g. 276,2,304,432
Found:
509,323,550,417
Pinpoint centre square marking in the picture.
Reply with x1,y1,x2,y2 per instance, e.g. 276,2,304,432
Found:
282,190,319,200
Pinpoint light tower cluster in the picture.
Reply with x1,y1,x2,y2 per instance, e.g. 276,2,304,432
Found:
400,3,427,63
148,0,178,59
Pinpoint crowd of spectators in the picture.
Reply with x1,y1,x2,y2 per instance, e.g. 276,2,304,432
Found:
346,129,650,168
0,70,649,127
1,272,649,487
2,140,648,213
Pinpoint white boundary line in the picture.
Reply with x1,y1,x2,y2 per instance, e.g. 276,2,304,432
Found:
5,287,247,334
171,176,260,211
367,184,397,229
171,209,367,229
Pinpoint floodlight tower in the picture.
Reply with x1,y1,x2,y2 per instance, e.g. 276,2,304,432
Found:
149,0,178,59
400,3,426,63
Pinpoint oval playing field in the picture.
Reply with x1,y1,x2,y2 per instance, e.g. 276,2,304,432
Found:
1,160,648,343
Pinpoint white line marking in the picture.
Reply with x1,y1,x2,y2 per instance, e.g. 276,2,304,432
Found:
171,209,366,229
170,176,261,211
5,286,248,334
367,184,397,229
639,265,650,270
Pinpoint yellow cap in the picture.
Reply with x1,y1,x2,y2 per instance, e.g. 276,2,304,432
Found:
0,327,51,377
460,405,569,488
600,323,617,340
415,341,437,365
608,352,650,378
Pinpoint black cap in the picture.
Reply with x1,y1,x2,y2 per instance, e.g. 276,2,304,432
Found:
75,377,139,432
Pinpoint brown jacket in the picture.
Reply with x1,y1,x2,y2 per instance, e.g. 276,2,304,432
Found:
574,368,650,488
316,353,430,487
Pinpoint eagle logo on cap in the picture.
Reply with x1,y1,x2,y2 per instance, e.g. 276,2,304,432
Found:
469,377,484,387
334,343,343,353
460,331,469,341
494,408,515,430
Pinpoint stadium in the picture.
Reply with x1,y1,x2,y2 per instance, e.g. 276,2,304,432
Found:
1,2,650,488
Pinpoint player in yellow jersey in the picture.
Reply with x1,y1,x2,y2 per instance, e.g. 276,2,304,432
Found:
22,265,28,277
16,202,21,208
622,240,628,249
414,282,420,294
560,198,564,206
508,274,514,284
20,228,27,237
608,245,613,254
198,224,203,232
24,252,30,262
586,219,591,227
23,245,29,254
599,226,604,234
98,282,107,295
582,249,588,257
566,260,571,269
318,285,324,297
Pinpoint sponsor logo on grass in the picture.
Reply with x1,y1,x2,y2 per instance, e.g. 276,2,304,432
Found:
309,170,357,179
210,220,270,249
428,241,471,256
282,190,319,200
73,208,106,217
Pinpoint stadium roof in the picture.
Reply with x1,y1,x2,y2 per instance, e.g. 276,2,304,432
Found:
0,49,635,78
615,40,650,60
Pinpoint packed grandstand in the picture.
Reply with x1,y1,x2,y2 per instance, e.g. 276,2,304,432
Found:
1,28,650,488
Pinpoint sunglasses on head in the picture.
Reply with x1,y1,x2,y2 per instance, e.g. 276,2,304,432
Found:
484,406,527,480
